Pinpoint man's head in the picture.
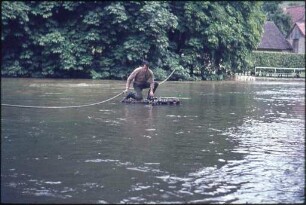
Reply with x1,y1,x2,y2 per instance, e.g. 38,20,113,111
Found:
142,60,149,69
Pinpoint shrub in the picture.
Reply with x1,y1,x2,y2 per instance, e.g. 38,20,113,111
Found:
252,51,305,68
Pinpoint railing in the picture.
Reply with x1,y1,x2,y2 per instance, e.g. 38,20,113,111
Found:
255,67,305,78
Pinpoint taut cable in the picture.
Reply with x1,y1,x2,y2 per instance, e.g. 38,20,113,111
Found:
1,69,176,109
1,92,124,109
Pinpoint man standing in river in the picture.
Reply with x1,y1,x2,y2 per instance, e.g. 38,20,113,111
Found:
123,60,159,101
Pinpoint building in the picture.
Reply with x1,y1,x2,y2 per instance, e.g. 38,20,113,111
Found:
283,5,305,26
284,5,305,54
284,6,305,53
257,21,293,52
287,22,305,53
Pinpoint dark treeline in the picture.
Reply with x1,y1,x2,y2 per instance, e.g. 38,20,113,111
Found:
2,1,266,80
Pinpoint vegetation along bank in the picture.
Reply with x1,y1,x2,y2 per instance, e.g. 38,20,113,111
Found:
2,1,304,80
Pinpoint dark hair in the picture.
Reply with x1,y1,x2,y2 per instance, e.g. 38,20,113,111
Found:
142,60,149,66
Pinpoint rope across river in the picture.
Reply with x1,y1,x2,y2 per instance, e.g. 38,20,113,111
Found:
1,69,176,109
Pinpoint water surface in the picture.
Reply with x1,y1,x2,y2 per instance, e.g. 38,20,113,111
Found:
1,78,305,203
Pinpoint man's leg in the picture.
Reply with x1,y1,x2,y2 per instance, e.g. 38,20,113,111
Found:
121,91,137,102
126,92,136,99
133,83,144,100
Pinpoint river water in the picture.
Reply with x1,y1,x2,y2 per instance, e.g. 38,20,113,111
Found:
1,78,305,204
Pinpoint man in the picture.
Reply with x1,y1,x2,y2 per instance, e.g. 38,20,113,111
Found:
123,60,159,101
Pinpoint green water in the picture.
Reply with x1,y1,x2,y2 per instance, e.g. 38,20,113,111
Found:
1,78,305,203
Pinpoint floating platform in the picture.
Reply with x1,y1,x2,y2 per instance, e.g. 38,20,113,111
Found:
121,97,180,105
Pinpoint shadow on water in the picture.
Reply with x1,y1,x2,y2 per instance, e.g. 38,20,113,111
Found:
1,78,305,203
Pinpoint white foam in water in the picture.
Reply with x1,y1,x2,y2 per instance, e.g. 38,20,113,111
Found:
126,167,149,172
85,159,119,163
209,128,222,132
145,128,156,131
97,200,108,204
166,115,177,118
178,190,194,195
45,181,62,185
132,185,151,191
175,131,184,135
33,189,56,197
144,163,160,165
99,109,116,113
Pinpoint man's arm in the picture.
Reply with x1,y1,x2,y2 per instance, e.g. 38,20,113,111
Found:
148,70,155,95
149,80,154,92
125,67,140,92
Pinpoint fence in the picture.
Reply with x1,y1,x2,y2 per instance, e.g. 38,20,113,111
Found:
255,67,305,78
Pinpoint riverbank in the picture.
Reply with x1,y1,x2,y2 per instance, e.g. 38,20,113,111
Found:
254,76,305,81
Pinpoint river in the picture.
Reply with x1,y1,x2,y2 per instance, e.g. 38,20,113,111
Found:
1,78,305,203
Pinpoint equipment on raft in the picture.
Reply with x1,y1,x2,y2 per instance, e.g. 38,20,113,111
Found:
121,97,180,106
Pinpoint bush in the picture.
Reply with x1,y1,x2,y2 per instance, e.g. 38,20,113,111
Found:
252,51,305,68
153,68,167,81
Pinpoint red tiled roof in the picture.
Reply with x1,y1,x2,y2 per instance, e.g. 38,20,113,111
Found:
284,6,305,25
296,22,305,36
257,21,292,51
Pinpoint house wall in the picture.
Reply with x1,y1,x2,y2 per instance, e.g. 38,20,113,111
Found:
298,37,305,53
287,26,305,54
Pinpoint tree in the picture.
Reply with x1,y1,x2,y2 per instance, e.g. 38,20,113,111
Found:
1,1,265,80
262,1,291,36
168,1,265,79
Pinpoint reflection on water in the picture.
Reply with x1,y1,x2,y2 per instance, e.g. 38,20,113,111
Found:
1,78,305,203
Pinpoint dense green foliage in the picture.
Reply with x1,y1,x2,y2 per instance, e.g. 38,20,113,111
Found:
262,1,291,36
2,1,265,80
252,51,305,68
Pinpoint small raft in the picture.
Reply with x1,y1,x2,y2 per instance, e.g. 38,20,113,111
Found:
121,97,180,106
